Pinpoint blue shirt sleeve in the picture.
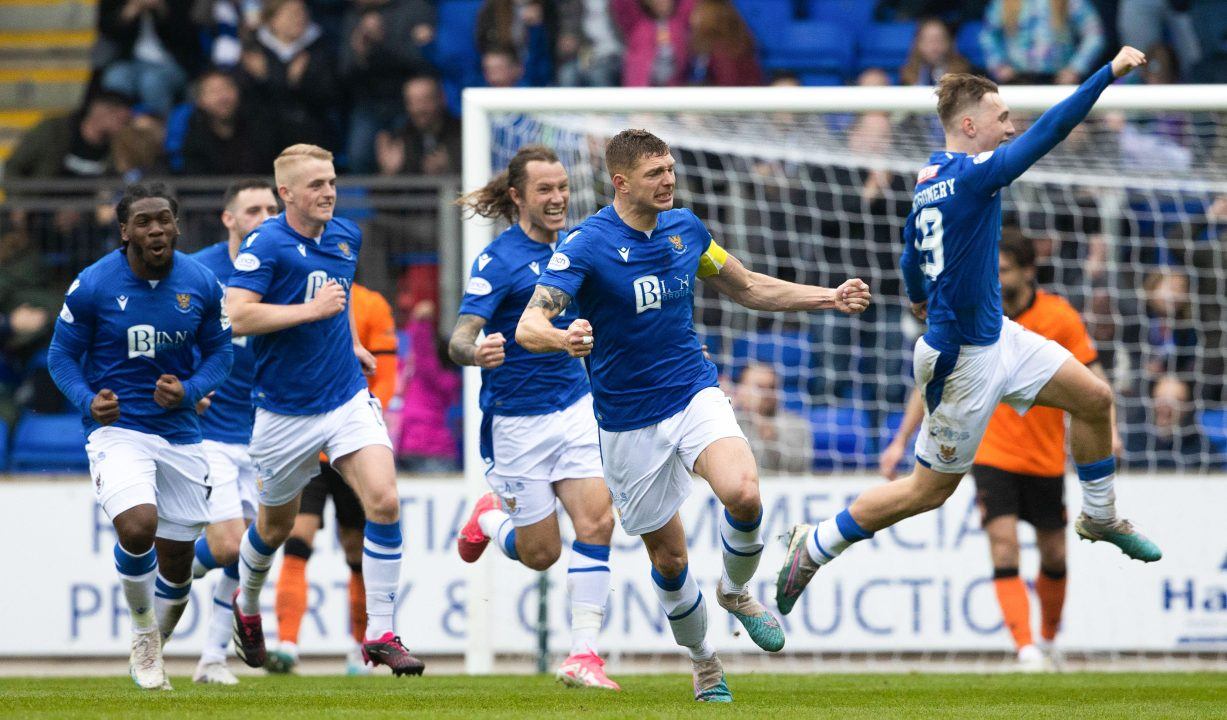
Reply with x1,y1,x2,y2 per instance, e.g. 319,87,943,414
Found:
537,229,593,301
965,63,1115,194
457,253,512,320
226,233,278,296
47,274,98,415
900,209,927,303
181,279,234,406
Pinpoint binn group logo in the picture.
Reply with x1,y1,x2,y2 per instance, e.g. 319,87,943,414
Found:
303,271,352,302
633,274,692,314
127,325,190,359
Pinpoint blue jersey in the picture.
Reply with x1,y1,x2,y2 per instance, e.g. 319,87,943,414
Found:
190,241,256,444
537,206,720,432
902,63,1115,353
227,214,366,415
458,225,589,416
48,249,233,444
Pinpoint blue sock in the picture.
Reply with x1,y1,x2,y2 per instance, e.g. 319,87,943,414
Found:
494,519,519,561
1075,456,1116,520
807,508,873,565
650,565,713,660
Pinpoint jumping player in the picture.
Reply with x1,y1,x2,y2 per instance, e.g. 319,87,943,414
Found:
519,130,871,702
450,145,620,690
225,144,424,676
189,178,280,685
880,232,1120,670
48,181,234,689
776,47,1161,618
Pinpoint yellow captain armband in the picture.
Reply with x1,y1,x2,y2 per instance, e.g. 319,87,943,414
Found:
696,238,729,278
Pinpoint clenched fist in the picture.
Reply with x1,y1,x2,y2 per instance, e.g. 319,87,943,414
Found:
834,278,872,314
91,388,120,425
309,280,347,321
563,319,593,358
475,332,506,369
1111,46,1146,79
154,374,185,409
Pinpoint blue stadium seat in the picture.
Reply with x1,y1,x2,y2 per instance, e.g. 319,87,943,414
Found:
799,71,846,86
1201,409,1227,456
762,21,855,79
857,21,917,72
807,0,874,33
734,0,793,49
334,186,374,222
434,0,483,112
0,418,8,471
809,405,872,469
956,20,985,70
9,413,88,472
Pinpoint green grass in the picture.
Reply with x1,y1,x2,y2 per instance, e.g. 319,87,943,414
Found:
1,673,1225,719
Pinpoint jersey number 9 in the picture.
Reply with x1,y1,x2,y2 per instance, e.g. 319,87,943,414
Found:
915,207,945,281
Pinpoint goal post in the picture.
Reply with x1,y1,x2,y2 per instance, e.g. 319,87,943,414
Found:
460,83,1227,673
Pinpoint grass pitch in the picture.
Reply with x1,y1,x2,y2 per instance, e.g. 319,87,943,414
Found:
0,673,1224,719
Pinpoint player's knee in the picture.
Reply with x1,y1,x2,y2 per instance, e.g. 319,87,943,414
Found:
211,533,242,567
361,486,400,524
722,475,761,520
574,509,615,544
913,481,957,514
113,507,158,550
1078,378,1114,420
521,543,561,571
649,548,688,579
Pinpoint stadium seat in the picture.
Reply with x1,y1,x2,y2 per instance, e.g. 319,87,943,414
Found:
956,21,986,70
8,413,88,472
434,0,483,95
762,21,855,79
809,405,872,470
857,21,918,72
799,71,846,86
734,0,793,50
334,186,374,222
807,0,874,33
0,418,7,471
1201,408,1227,456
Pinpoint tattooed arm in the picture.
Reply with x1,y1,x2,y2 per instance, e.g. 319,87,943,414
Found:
448,313,506,368
515,285,593,357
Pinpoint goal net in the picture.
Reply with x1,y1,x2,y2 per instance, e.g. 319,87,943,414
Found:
459,85,1227,673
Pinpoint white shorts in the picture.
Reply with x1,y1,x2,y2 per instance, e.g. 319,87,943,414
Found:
249,389,392,507
483,394,603,527
85,426,211,542
599,386,746,536
202,440,258,523
915,317,1072,474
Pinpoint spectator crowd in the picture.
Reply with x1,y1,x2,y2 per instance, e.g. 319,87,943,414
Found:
2,0,1226,472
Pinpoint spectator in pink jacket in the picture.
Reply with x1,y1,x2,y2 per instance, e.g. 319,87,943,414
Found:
396,300,461,472
687,0,764,86
612,0,697,87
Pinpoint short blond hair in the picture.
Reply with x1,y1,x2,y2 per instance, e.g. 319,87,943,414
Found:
273,144,334,187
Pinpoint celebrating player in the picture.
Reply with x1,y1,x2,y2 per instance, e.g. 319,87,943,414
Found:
519,130,871,702
776,47,1161,618
48,182,234,690
187,178,279,685
269,282,398,676
450,146,620,690
880,232,1120,671
225,144,424,676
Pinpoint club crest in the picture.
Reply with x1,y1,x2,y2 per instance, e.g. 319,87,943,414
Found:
938,444,958,464
668,235,686,253
175,293,192,313
337,241,351,258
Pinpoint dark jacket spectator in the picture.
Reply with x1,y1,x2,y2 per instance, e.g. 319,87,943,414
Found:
5,92,132,179
239,0,340,150
341,0,436,173
688,0,764,86
375,75,462,176
97,0,203,114
612,0,698,87
178,70,278,176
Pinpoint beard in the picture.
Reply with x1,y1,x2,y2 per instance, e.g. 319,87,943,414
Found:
1001,284,1021,306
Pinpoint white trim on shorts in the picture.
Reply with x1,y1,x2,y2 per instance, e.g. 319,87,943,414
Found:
202,440,258,523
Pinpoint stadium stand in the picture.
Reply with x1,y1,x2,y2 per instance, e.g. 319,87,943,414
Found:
8,412,87,471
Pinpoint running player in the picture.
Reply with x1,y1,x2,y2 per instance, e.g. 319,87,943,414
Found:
776,47,1161,618
269,282,398,676
520,130,871,702
48,181,234,690
450,146,620,690
187,178,280,685
225,144,424,676
880,232,1120,670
